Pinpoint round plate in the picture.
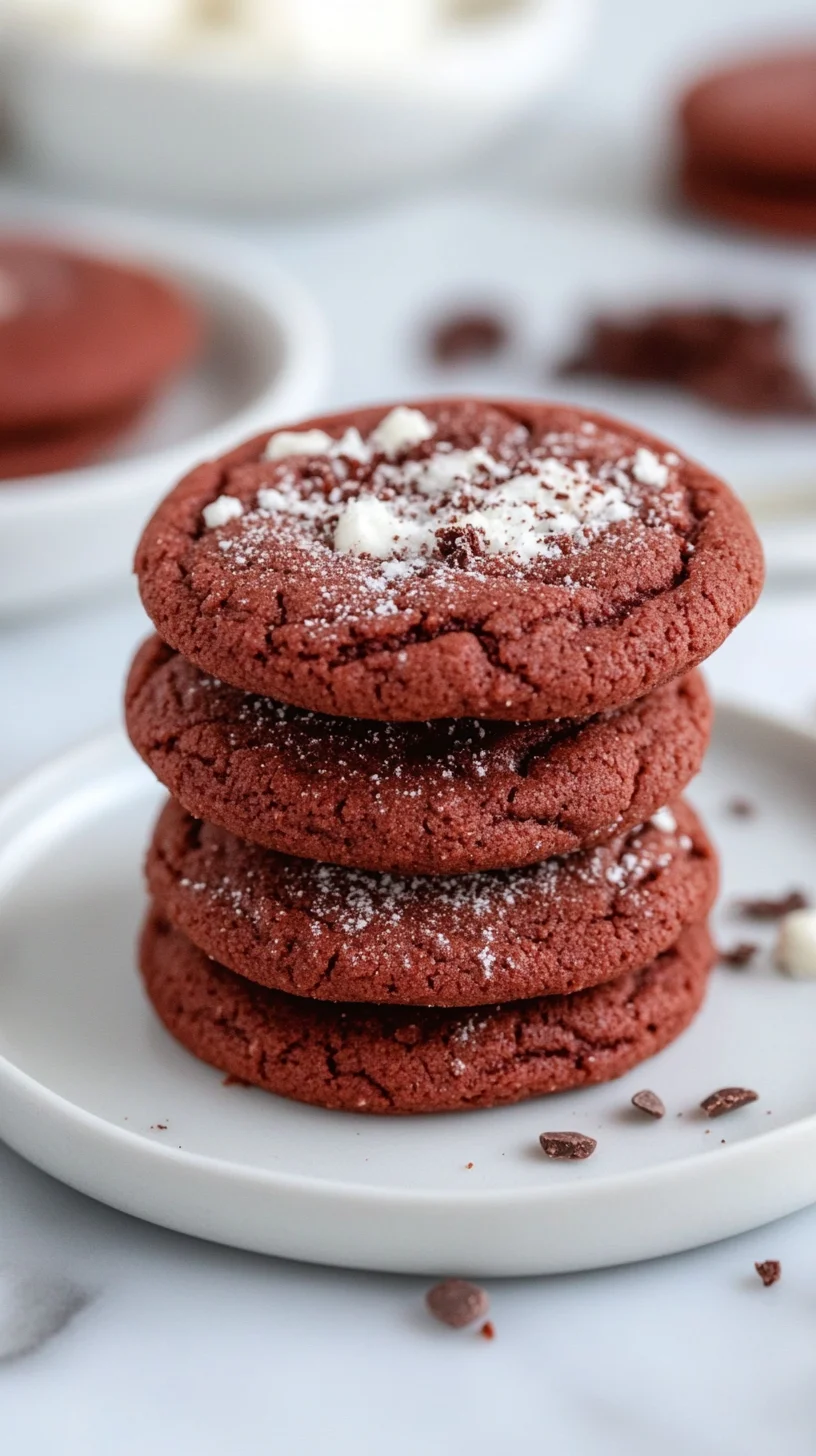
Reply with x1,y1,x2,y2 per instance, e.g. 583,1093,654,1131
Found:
0,707,814,1277
0,208,328,613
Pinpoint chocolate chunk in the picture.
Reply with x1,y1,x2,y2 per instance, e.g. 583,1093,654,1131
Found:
539,1130,597,1160
435,522,486,568
426,1279,489,1328
727,797,756,818
700,1086,759,1118
738,890,811,920
631,1089,666,1118
755,1260,781,1287
718,942,759,968
430,311,509,365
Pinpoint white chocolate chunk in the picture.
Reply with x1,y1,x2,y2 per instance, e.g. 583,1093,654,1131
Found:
776,909,816,979
632,447,669,488
650,806,677,833
369,406,436,458
333,496,433,557
264,429,335,460
202,495,243,529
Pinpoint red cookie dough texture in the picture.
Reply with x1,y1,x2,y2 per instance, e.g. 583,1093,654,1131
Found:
141,912,715,1115
135,398,763,723
126,635,712,874
146,795,718,1006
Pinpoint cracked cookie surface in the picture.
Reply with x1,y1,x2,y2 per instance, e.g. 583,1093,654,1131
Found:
147,796,718,1005
135,397,763,722
140,912,714,1114
127,637,712,873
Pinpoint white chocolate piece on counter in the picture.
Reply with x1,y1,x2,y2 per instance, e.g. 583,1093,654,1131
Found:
776,909,816,979
203,494,243,529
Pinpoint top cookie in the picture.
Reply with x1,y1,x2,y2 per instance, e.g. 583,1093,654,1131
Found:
0,237,201,430
136,398,763,722
681,50,816,184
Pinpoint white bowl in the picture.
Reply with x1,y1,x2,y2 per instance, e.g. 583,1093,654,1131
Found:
1,0,591,210
0,213,329,614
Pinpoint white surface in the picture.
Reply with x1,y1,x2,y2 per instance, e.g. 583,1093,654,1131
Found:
0,710,815,1276
0,212,327,613
3,0,816,1451
2,0,591,208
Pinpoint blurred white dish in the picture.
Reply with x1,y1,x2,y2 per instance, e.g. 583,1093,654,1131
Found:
0,215,328,614
1,0,592,209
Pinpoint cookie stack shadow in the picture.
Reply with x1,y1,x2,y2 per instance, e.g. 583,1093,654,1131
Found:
126,642,719,1117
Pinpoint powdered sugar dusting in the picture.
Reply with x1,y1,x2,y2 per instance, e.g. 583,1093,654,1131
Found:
201,405,682,574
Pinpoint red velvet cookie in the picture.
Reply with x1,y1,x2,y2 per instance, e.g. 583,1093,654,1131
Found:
0,397,147,481
679,51,816,238
680,156,816,240
140,911,714,1114
146,795,718,1005
126,637,712,873
0,237,201,431
135,398,763,722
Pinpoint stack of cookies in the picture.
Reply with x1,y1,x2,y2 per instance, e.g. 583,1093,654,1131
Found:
127,398,763,1115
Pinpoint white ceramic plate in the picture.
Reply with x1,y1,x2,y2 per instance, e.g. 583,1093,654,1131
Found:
269,195,816,573
0,212,328,613
0,706,814,1276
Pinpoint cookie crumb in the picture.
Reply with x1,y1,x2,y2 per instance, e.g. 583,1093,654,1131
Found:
755,1260,781,1287
631,1089,665,1118
150,1123,167,1131
429,311,509,365
539,1131,597,1160
728,797,756,817
465,1162,474,1169
700,1087,759,1118
738,890,811,920
719,942,759,968
426,1279,489,1329
479,1320,496,1340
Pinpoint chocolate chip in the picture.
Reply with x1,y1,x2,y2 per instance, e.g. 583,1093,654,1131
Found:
539,1131,597,1160
718,942,759,968
700,1087,759,1118
755,1260,781,1287
738,891,811,919
479,1320,496,1340
727,797,756,818
631,1089,666,1118
426,1279,489,1328
430,311,509,365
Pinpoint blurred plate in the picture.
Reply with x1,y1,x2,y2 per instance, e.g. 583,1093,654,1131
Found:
0,211,328,614
269,194,816,574
0,707,814,1275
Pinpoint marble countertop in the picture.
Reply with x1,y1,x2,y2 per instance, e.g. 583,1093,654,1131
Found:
4,0,816,1451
